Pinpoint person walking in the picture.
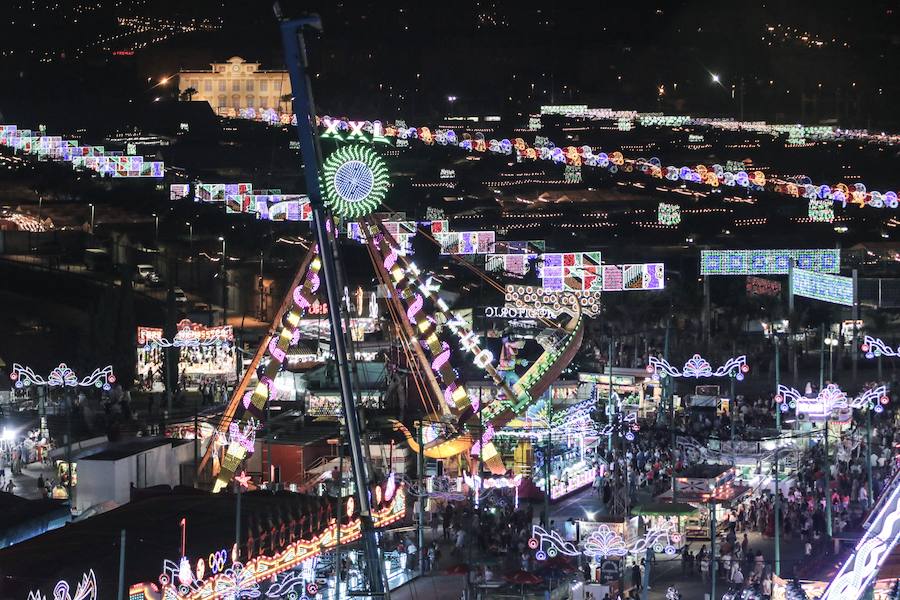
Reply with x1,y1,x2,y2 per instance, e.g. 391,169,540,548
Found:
631,562,642,592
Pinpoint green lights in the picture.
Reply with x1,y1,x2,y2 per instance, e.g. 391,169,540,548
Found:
321,145,389,219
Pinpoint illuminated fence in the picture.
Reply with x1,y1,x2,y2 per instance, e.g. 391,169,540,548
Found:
700,249,840,275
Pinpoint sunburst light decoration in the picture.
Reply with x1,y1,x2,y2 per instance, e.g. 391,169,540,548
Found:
321,145,389,219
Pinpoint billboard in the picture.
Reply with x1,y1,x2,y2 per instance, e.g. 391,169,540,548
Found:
700,249,840,275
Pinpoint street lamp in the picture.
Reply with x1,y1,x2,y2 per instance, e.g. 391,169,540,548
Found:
88,203,95,233
186,222,193,256
711,73,721,84
447,95,457,116
219,236,227,326
825,336,839,380
152,213,159,243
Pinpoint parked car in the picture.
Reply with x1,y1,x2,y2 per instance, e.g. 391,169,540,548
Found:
134,264,160,286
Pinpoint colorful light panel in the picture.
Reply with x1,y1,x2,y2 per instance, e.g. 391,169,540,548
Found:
700,249,840,275
791,267,854,306
539,252,602,292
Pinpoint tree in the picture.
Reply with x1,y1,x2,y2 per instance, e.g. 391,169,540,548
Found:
279,93,293,112
179,87,198,102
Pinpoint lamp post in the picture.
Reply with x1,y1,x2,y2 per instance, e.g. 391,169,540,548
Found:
219,236,227,327
152,213,159,244
819,323,826,390
89,203,95,233
825,335,838,381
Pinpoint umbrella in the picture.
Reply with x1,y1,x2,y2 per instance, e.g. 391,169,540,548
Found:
445,563,471,575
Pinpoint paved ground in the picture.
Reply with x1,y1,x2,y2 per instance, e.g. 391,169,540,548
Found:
1,459,59,500
387,486,809,600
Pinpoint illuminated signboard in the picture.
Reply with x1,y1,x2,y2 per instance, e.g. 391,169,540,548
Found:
791,267,854,306
700,249,840,275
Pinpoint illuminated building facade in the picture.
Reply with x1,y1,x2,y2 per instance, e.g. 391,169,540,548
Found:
178,57,292,116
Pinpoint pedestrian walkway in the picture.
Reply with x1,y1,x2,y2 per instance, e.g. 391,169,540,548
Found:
1,460,59,500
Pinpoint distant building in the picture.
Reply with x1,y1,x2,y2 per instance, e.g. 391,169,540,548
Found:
178,56,292,116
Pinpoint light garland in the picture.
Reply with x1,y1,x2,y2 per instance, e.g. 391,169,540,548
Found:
581,523,681,560
821,470,900,600
791,268,855,306
775,383,889,419
528,525,581,561
861,335,900,359
142,486,406,600
700,249,840,275
808,198,835,222
28,569,97,600
647,354,749,380
305,116,900,211
10,363,116,390
657,202,681,226
321,145,389,219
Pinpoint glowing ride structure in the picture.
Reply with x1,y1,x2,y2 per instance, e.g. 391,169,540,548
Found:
198,10,587,595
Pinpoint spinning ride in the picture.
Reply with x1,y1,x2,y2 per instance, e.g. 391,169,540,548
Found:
202,140,584,489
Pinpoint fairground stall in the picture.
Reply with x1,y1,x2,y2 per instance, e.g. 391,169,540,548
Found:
136,320,236,392
654,464,752,540
578,368,662,418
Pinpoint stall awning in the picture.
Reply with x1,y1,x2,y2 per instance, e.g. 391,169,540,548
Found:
632,502,698,517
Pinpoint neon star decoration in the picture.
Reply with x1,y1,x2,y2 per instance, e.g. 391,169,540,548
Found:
775,384,889,419
862,335,900,359
647,354,749,380
233,471,252,489
321,145,389,219
10,363,116,390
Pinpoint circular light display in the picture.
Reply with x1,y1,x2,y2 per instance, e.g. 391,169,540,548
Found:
322,145,389,219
